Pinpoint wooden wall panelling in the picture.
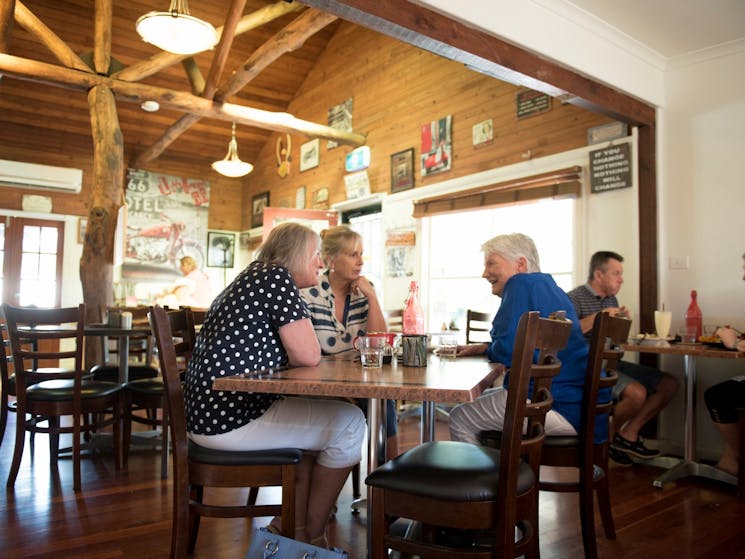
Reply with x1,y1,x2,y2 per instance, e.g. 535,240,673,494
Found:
243,23,616,230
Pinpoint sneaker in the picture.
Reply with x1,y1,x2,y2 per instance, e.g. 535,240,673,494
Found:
608,446,633,466
611,433,661,459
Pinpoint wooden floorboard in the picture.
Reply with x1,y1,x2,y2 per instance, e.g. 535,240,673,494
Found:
1,412,745,558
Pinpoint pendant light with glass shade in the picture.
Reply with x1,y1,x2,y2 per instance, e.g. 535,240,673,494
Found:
136,0,218,55
212,123,254,178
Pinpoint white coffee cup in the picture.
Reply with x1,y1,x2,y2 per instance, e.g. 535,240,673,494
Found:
654,310,672,338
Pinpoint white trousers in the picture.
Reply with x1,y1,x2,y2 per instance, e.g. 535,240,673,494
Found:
448,387,576,444
190,396,366,469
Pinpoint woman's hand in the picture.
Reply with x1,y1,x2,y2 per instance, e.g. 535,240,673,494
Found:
350,276,377,298
716,327,740,349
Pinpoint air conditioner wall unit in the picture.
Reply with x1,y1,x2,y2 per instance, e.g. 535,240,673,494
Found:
0,159,83,193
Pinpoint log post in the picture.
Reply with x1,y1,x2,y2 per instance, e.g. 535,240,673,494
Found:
81,84,123,367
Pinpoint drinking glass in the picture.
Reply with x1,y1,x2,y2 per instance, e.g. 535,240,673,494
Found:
438,334,458,358
357,336,385,369
654,310,671,338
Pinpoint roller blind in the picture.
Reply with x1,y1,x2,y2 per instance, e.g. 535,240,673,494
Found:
412,166,582,218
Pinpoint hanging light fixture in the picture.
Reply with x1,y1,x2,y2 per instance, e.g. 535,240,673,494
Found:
212,123,254,178
136,0,218,55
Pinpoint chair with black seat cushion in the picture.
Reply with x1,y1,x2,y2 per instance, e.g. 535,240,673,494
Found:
148,305,301,558
123,305,203,477
466,309,492,344
536,311,629,559
3,303,124,491
89,306,159,383
366,311,572,559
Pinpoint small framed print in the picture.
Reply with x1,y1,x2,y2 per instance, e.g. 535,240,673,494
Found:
299,138,320,172
472,119,493,146
251,191,270,228
390,148,414,193
207,232,235,268
296,186,306,209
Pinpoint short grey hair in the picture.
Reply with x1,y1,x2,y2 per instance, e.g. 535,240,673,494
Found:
256,222,320,275
481,233,541,272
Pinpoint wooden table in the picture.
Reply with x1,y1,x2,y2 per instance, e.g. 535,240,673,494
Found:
213,353,504,472
622,340,745,488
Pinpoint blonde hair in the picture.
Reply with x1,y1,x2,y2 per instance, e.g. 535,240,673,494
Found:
180,256,198,273
319,225,361,266
256,222,320,275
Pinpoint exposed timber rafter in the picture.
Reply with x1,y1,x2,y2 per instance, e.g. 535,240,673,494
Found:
0,53,367,147
14,0,93,73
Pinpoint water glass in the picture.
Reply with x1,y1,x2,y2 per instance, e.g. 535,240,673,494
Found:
438,334,458,358
357,336,386,369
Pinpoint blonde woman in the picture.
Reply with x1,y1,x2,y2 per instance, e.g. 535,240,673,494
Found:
301,225,398,459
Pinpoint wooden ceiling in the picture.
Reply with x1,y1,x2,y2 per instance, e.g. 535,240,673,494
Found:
0,0,349,173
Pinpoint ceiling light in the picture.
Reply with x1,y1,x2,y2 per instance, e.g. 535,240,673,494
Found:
136,0,218,55
212,123,253,178
140,100,160,112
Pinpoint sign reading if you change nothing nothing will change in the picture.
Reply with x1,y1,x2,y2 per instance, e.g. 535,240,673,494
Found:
589,143,632,193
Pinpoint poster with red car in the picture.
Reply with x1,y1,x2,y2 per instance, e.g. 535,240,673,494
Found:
420,115,452,177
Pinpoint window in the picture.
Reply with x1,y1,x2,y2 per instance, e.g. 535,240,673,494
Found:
347,211,384,295
423,198,574,336
1,217,64,307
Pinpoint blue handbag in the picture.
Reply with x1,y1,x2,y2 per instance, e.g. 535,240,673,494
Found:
246,527,348,559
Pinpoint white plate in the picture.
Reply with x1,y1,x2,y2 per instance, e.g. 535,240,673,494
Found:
629,334,675,343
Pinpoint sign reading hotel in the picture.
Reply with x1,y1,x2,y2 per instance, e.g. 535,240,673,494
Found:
589,143,632,193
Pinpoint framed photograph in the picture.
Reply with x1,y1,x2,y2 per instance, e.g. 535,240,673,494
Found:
391,148,414,193
251,191,270,228
311,187,329,209
295,186,306,209
207,232,235,268
299,138,320,172
77,217,88,244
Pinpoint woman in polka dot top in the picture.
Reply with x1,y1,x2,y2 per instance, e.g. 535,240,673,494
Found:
301,225,399,459
185,222,366,547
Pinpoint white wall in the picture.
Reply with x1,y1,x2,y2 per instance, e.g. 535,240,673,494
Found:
657,46,745,457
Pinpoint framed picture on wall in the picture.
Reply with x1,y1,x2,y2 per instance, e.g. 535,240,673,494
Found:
207,232,235,268
300,138,320,172
391,148,414,193
251,191,270,228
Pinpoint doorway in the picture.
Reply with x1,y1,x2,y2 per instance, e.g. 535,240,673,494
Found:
1,216,64,307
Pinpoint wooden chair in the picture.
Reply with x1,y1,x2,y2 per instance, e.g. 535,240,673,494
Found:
384,309,403,332
537,312,630,559
89,305,158,383
148,305,301,558
466,309,492,344
3,303,124,491
366,311,572,559
737,408,745,499
0,314,13,447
